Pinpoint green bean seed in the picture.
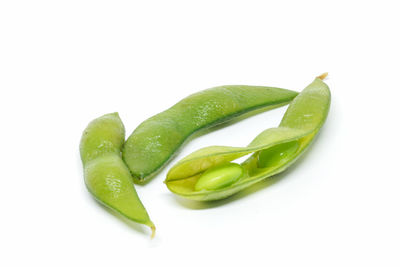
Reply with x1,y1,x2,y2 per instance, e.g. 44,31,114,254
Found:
258,141,299,168
123,85,298,184
165,74,330,201
194,163,244,191
80,113,155,237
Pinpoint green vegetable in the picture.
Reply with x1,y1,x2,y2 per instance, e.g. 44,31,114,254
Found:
80,113,155,237
123,85,298,184
165,74,330,201
195,163,244,191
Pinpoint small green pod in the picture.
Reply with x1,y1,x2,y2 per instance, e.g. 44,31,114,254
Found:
80,113,155,237
194,163,244,191
165,74,330,201
123,85,298,184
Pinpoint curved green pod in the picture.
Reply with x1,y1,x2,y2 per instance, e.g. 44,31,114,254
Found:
123,85,299,184
165,74,330,201
80,113,155,237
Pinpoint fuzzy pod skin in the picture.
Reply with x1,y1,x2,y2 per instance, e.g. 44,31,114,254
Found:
165,75,330,201
80,113,155,237
122,85,299,184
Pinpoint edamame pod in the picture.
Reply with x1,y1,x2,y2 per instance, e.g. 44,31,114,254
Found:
123,85,299,184
80,113,155,237
165,74,330,201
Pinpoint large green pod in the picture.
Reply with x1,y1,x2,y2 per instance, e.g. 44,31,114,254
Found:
165,75,330,201
123,85,298,184
80,113,155,237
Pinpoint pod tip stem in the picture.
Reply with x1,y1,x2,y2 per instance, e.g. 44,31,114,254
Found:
150,224,156,239
317,72,328,80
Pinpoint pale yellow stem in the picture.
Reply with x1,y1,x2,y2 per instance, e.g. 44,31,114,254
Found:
317,72,328,80
150,225,156,239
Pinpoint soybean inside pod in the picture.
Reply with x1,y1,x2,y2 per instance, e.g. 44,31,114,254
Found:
123,85,299,184
165,74,330,201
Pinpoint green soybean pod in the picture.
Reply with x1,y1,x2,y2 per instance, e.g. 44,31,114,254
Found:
164,74,330,201
123,85,299,184
80,113,155,237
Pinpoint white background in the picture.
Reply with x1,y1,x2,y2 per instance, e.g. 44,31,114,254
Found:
1,1,399,266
